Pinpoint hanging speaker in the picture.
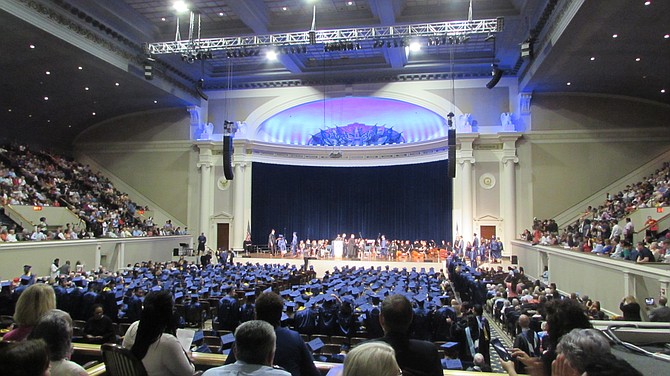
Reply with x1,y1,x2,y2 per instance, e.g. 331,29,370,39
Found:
223,135,234,180
486,65,503,89
196,79,208,101
448,129,456,178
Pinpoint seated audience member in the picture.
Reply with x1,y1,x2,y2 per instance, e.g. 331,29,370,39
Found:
126,290,196,376
223,291,320,376
0,339,51,376
466,353,492,373
619,296,642,321
512,314,540,375
635,242,655,263
28,309,88,376
375,294,443,376
344,342,401,376
83,304,116,344
4,283,56,341
551,328,641,376
203,320,290,376
648,297,670,322
501,298,592,376
587,301,607,321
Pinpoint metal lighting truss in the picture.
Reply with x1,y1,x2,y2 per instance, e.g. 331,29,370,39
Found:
146,18,503,55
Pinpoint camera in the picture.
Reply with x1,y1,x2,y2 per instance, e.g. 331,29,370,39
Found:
645,297,655,305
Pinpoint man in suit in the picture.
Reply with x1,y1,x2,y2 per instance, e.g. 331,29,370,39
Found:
512,314,540,374
268,229,277,256
373,294,443,376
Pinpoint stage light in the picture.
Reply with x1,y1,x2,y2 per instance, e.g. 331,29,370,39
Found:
409,41,421,52
266,50,278,61
172,1,189,14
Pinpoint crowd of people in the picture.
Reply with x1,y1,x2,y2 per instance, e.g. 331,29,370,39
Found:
1,252,663,376
0,144,185,242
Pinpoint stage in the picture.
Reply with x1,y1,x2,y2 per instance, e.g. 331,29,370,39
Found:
178,253,448,277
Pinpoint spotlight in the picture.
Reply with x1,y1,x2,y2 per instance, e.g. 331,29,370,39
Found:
521,40,533,58
196,79,208,101
484,33,495,42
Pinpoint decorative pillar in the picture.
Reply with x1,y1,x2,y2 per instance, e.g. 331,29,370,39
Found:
232,162,247,252
499,134,521,255
457,135,478,241
197,144,215,246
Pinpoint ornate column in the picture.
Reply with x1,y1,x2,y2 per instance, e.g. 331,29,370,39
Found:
457,135,478,240
499,134,521,255
197,144,215,244
232,162,247,252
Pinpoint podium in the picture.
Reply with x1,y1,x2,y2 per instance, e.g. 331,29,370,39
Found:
333,240,344,259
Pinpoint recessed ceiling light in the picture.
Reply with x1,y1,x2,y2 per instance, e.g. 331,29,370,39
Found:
44,96,49,100
590,57,595,61
29,44,35,49
665,34,669,39
612,34,618,38
84,87,89,91
45,71,50,75
347,1,354,5
161,17,166,21
154,100,158,104
92,112,96,116
47,120,51,123
566,82,571,86
662,89,666,93
635,57,641,61
8,109,12,112
68,125,72,128
28,115,32,118
218,12,224,16
78,66,83,70
115,82,120,86
282,7,287,11
644,1,651,5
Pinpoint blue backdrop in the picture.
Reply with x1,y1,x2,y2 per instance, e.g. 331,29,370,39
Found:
250,160,452,246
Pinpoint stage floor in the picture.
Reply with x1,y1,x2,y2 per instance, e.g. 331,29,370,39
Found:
177,253,510,278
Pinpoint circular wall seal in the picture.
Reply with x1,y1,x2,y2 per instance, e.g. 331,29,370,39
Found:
217,176,230,191
479,173,496,190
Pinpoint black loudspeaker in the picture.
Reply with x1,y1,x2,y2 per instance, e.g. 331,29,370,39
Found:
511,255,518,264
448,128,456,178
486,65,503,89
196,79,208,101
223,135,234,180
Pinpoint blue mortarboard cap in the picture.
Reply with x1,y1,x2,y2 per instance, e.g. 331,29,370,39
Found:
192,331,204,343
151,286,161,292
195,344,211,353
191,294,199,299
222,348,231,356
115,290,124,299
443,358,463,370
245,291,255,297
66,288,75,294
289,290,300,298
174,292,184,299
285,301,296,309
281,313,289,322
307,337,325,352
280,289,291,296
220,333,235,346
441,342,459,350
263,287,272,294
1,281,11,287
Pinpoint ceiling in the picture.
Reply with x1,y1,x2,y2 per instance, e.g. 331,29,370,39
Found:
0,0,668,150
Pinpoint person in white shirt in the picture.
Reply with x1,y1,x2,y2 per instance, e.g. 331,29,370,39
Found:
50,259,60,282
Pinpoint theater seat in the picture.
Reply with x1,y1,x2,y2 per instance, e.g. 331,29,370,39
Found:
101,343,148,376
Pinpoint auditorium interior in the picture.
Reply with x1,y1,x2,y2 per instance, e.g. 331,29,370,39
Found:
1,0,670,375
